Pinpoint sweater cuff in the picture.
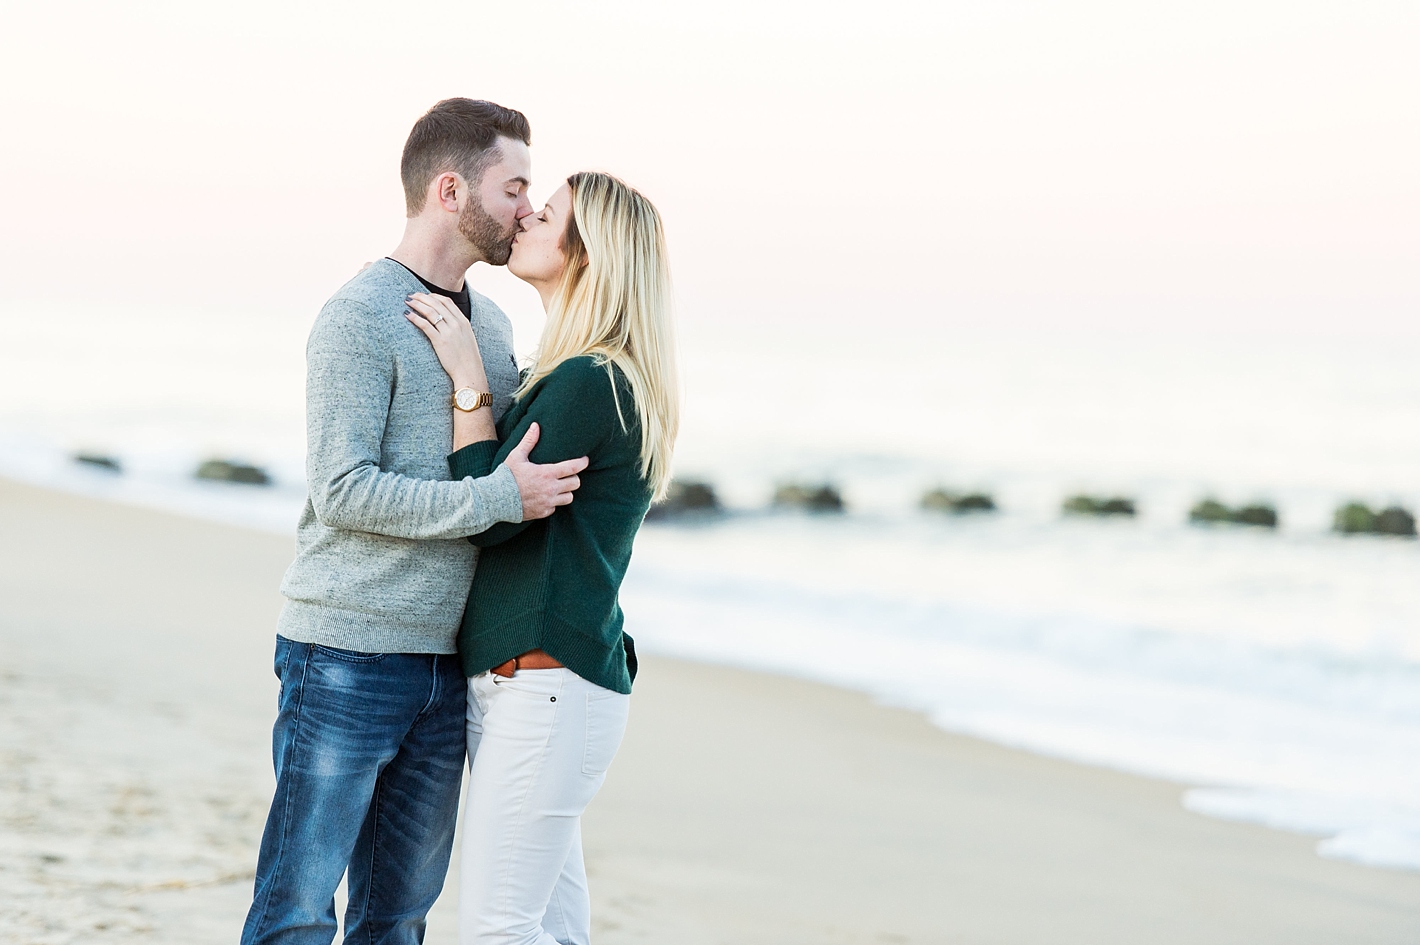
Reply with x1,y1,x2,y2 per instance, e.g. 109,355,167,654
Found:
449,439,500,480
469,462,524,525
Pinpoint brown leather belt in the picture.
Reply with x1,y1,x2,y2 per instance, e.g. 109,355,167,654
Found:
490,649,564,678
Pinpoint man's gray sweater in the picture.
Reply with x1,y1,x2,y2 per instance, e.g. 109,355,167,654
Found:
277,258,524,654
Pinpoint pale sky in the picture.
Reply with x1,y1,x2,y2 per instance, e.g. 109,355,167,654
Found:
1,0,1417,339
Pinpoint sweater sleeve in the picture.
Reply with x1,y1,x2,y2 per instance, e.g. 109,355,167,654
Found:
448,359,624,547
304,300,524,540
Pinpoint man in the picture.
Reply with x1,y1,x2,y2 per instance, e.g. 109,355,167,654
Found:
242,99,587,945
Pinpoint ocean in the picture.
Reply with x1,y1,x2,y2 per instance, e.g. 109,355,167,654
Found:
2,294,1417,873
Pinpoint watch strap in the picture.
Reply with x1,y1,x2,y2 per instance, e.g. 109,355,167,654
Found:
452,388,493,411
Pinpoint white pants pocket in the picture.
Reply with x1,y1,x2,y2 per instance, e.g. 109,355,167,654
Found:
582,687,630,778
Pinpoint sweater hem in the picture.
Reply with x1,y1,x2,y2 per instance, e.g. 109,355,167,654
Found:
458,609,632,694
278,600,459,655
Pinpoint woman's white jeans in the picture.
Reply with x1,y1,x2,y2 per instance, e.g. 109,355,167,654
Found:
459,668,630,945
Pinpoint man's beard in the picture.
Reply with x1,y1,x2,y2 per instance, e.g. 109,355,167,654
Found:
459,199,517,266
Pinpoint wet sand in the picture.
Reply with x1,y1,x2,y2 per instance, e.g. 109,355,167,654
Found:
1,477,1417,944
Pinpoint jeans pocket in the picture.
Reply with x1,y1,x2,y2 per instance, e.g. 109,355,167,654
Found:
582,689,629,778
274,636,295,705
311,643,387,663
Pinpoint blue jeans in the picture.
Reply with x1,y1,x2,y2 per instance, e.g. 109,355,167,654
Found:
241,636,466,945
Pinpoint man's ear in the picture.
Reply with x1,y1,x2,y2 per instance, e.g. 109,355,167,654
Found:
432,172,462,213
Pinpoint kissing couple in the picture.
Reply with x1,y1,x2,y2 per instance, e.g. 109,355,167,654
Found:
240,98,678,945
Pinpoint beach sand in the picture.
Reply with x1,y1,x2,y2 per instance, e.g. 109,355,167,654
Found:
2,477,1418,944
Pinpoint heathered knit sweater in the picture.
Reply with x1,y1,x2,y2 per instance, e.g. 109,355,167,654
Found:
277,259,524,654
448,357,652,694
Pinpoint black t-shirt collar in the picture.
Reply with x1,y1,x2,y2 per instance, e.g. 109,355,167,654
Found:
385,257,472,321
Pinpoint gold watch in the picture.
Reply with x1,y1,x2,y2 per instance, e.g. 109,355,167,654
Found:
452,387,493,411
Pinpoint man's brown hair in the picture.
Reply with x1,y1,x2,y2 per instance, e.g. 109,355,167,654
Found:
400,98,531,216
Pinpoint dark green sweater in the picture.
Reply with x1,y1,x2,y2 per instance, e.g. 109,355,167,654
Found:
448,356,651,694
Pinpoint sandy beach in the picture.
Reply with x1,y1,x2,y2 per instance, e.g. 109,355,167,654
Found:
2,476,1418,944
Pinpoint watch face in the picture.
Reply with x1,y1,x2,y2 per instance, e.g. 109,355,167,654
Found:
456,389,477,410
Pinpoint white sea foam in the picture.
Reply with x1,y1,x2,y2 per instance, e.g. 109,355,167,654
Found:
619,515,1420,873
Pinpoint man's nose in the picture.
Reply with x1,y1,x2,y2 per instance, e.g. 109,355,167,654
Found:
514,197,534,221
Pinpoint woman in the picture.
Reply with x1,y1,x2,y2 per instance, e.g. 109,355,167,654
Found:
404,171,677,945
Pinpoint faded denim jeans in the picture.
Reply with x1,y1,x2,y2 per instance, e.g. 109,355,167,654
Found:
241,636,466,945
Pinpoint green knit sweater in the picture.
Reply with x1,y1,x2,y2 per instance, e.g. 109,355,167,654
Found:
448,356,651,694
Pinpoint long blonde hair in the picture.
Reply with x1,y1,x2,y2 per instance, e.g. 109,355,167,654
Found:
517,172,680,500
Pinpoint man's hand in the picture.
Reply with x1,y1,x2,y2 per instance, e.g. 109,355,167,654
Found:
504,423,588,520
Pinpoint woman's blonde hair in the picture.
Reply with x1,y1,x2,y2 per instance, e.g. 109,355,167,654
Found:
518,171,680,499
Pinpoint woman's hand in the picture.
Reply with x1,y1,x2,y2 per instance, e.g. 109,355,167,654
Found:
404,293,491,391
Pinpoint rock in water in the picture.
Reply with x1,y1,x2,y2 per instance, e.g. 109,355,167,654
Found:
1190,498,1278,528
955,493,997,512
1064,495,1136,517
1189,498,1232,524
1374,506,1417,537
645,480,722,521
1333,502,1377,535
74,453,122,473
922,488,997,514
195,459,271,486
921,489,956,512
1233,504,1279,528
774,482,845,513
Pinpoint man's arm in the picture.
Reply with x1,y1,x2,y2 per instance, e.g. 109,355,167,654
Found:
304,300,523,540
